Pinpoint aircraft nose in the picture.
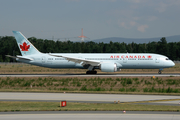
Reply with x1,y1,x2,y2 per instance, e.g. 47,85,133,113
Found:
168,60,175,67
171,61,175,67
165,60,175,68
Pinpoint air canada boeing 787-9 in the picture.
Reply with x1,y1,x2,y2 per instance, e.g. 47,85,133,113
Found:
6,31,175,74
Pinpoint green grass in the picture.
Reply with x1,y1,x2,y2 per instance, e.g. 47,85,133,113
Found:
0,77,180,94
0,101,179,112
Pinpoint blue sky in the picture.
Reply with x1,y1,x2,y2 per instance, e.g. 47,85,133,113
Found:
1,0,180,41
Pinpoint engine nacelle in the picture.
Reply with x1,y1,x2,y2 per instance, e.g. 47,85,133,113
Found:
100,63,117,72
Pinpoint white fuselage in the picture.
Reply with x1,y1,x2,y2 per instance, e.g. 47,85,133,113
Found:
9,31,175,74
16,53,175,70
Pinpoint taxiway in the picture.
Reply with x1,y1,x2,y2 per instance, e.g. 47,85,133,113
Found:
0,111,180,120
0,92,180,104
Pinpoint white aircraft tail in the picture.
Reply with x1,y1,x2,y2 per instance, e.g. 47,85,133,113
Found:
13,31,42,56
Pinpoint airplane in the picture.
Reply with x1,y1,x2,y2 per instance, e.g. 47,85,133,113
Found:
6,31,175,74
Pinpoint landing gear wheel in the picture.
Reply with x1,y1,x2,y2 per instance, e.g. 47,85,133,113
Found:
158,68,163,74
86,71,97,74
158,71,162,74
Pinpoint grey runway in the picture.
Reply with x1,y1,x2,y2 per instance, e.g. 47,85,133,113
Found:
0,93,180,119
0,111,180,120
0,73,180,77
0,92,180,104
136,103,180,106
0,111,180,115
1,99,180,106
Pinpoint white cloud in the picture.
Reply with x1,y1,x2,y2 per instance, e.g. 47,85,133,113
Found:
96,0,117,2
171,0,180,5
120,22,125,27
107,0,180,35
130,21,136,26
65,0,80,2
148,16,158,21
133,17,139,21
137,25,148,32
119,20,149,33
127,0,143,3
108,0,117,2
133,0,141,3
155,0,180,13
118,20,137,29
118,21,128,29
157,2,168,13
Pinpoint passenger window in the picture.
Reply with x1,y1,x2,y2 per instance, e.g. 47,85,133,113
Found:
165,58,169,60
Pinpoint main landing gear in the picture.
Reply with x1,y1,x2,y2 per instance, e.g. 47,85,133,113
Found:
86,65,97,74
86,71,97,74
158,70,162,74
158,68,163,74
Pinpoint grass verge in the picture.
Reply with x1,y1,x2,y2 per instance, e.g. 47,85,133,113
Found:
0,77,180,95
0,101,179,112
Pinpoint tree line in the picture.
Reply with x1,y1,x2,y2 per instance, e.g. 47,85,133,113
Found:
0,36,180,62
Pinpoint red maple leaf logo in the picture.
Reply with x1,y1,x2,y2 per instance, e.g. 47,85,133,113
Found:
147,55,152,58
20,42,30,51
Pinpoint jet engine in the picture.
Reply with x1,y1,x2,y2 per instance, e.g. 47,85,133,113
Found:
100,63,117,72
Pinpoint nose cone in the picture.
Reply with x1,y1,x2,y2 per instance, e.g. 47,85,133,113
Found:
168,60,175,67
171,61,175,67
164,60,175,68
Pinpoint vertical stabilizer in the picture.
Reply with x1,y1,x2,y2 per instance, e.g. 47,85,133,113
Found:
13,31,41,56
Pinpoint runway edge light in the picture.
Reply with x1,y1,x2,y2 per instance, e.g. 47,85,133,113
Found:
60,101,66,107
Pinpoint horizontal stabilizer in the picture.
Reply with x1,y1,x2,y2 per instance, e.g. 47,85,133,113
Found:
6,55,33,61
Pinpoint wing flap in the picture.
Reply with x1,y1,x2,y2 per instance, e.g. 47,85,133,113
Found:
49,54,100,66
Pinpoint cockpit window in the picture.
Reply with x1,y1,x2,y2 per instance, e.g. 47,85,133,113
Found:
165,58,169,60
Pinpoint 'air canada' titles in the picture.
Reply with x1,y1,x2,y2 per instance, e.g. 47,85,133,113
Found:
110,55,152,59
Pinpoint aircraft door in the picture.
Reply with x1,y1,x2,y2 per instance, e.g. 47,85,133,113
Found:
123,58,127,63
155,57,159,63
42,56,46,64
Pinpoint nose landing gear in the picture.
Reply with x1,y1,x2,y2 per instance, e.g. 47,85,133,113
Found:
158,68,163,74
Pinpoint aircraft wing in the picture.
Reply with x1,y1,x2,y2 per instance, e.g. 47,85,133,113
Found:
6,55,33,61
49,54,100,66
